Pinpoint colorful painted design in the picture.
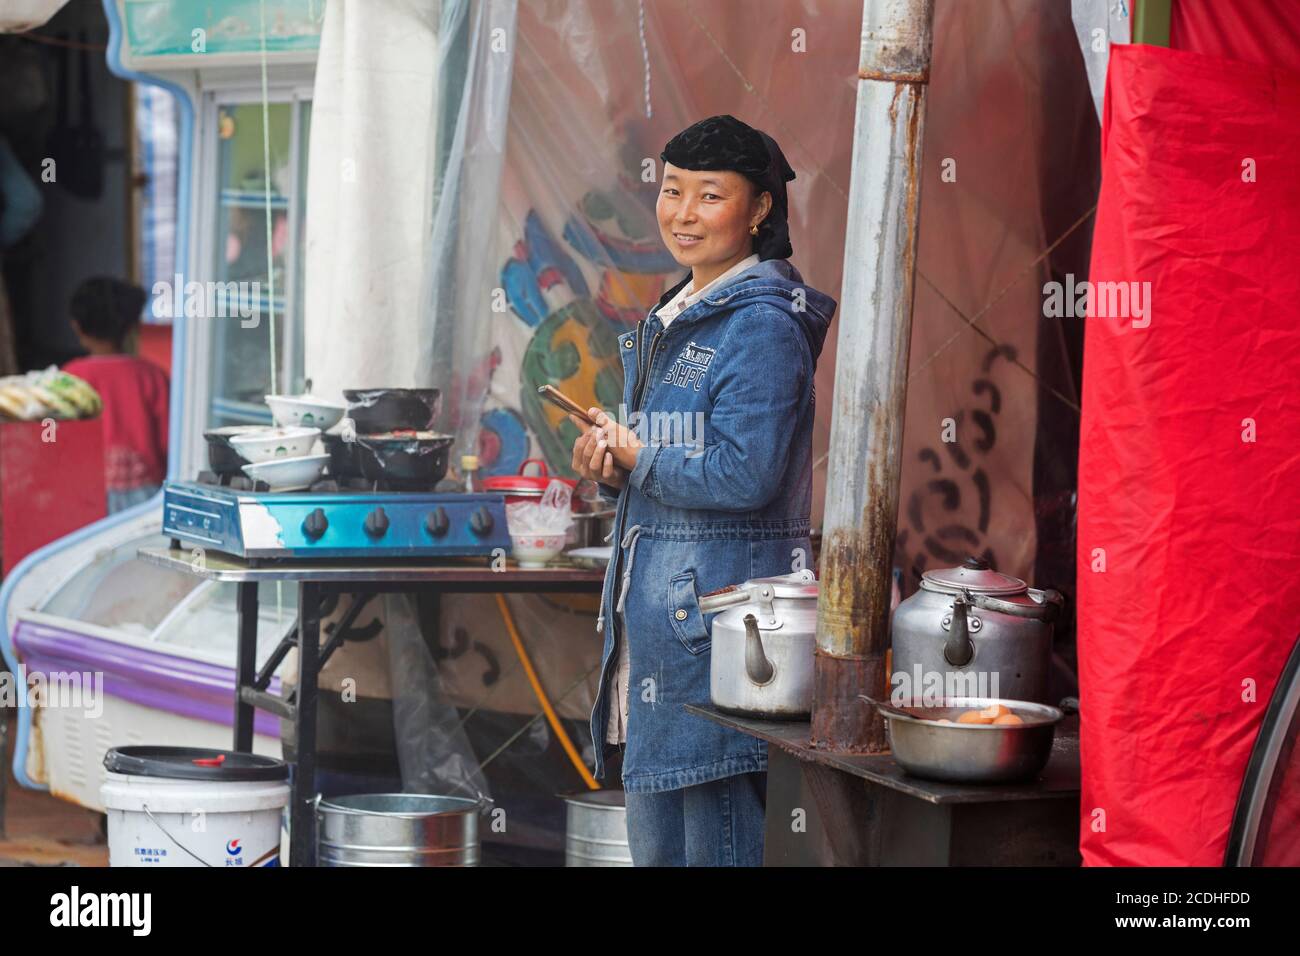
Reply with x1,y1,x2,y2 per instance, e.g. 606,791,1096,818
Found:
478,407,531,477
498,178,676,476
519,300,624,476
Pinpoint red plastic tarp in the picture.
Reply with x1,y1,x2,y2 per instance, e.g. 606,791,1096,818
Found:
1170,0,1300,73
1077,43,1300,866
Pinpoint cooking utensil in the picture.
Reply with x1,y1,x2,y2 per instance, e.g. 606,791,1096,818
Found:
890,557,1063,704
482,458,578,504
265,393,346,430
701,569,819,718
354,432,453,485
321,431,360,478
861,694,1064,783
343,388,440,432
241,453,329,491
571,508,615,548
204,425,263,475
228,426,320,464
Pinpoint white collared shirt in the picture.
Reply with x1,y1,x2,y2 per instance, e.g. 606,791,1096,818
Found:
654,253,761,328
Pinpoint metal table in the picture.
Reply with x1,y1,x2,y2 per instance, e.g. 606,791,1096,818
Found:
686,703,1081,866
139,546,604,867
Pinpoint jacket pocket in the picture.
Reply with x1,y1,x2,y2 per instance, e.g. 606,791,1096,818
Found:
668,570,711,656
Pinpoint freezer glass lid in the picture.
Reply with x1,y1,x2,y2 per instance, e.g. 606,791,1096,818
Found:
39,534,201,639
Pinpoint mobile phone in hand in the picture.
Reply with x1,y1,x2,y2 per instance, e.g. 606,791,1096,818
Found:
538,385,597,426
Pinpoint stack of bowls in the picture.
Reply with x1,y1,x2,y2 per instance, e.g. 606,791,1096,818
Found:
202,394,348,490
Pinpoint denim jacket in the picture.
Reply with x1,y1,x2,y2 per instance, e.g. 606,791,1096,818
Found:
590,258,836,792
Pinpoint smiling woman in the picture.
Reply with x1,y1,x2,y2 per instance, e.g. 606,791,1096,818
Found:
568,114,836,867
657,166,770,288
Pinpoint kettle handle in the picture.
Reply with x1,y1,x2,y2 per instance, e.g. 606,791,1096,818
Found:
697,585,752,615
972,588,1064,621
697,583,780,626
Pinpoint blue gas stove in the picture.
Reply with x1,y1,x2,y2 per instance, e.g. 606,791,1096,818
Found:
162,479,511,561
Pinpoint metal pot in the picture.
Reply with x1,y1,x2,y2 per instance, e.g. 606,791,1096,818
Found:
353,432,454,485
890,557,1063,704
699,569,819,719
204,425,261,475
861,695,1063,783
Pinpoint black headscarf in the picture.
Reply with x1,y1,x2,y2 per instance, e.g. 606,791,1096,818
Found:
660,114,796,261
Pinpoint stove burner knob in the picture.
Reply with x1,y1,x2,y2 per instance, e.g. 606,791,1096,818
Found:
302,508,329,540
469,505,494,537
364,506,390,538
424,506,450,538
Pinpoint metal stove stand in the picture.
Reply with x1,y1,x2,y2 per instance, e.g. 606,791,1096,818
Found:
139,547,604,867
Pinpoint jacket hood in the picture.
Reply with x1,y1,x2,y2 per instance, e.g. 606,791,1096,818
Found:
666,258,837,362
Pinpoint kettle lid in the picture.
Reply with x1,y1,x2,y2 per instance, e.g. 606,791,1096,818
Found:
921,557,1025,595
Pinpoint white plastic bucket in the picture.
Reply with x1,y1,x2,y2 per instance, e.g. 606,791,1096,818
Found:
101,747,290,868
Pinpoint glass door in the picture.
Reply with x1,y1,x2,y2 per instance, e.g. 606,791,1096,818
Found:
205,92,311,426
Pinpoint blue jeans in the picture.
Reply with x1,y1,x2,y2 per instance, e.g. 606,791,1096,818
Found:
623,771,767,866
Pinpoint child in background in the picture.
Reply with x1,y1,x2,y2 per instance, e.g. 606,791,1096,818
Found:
62,277,168,513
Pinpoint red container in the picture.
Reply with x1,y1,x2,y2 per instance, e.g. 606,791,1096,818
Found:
482,458,578,506
1,418,107,573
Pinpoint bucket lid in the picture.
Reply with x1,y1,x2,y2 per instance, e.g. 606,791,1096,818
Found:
104,746,289,782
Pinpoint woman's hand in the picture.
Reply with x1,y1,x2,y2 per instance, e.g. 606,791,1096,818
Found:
570,412,630,489
588,407,643,472
570,408,644,488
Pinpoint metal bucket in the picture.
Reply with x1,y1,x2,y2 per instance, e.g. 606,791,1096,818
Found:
563,790,631,866
317,793,481,867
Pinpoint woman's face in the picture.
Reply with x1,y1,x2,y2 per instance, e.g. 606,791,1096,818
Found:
657,163,771,270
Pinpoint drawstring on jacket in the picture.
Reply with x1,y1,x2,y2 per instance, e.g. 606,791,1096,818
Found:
595,524,643,633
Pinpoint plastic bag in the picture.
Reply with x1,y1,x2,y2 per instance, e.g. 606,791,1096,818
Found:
383,592,491,804
505,479,573,535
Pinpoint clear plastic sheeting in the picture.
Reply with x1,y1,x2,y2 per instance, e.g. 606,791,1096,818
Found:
383,592,491,804
400,0,1097,853
1070,0,1131,120
419,0,518,440
432,0,1094,603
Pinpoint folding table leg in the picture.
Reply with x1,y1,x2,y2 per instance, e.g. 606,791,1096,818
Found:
289,581,322,867
233,581,258,752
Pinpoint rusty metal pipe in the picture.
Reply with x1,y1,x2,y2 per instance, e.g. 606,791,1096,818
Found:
812,0,934,753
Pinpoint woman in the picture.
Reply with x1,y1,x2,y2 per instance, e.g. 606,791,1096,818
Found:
570,115,836,866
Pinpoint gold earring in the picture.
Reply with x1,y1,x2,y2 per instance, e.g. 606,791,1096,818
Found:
749,224,759,236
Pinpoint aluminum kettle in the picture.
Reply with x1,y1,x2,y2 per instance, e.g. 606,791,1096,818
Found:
698,569,819,718
889,557,1063,704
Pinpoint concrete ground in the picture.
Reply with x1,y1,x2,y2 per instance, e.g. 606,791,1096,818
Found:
0,714,109,866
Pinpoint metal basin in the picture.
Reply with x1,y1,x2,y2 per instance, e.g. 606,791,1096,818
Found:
317,793,481,867
865,696,1063,784
562,790,631,866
